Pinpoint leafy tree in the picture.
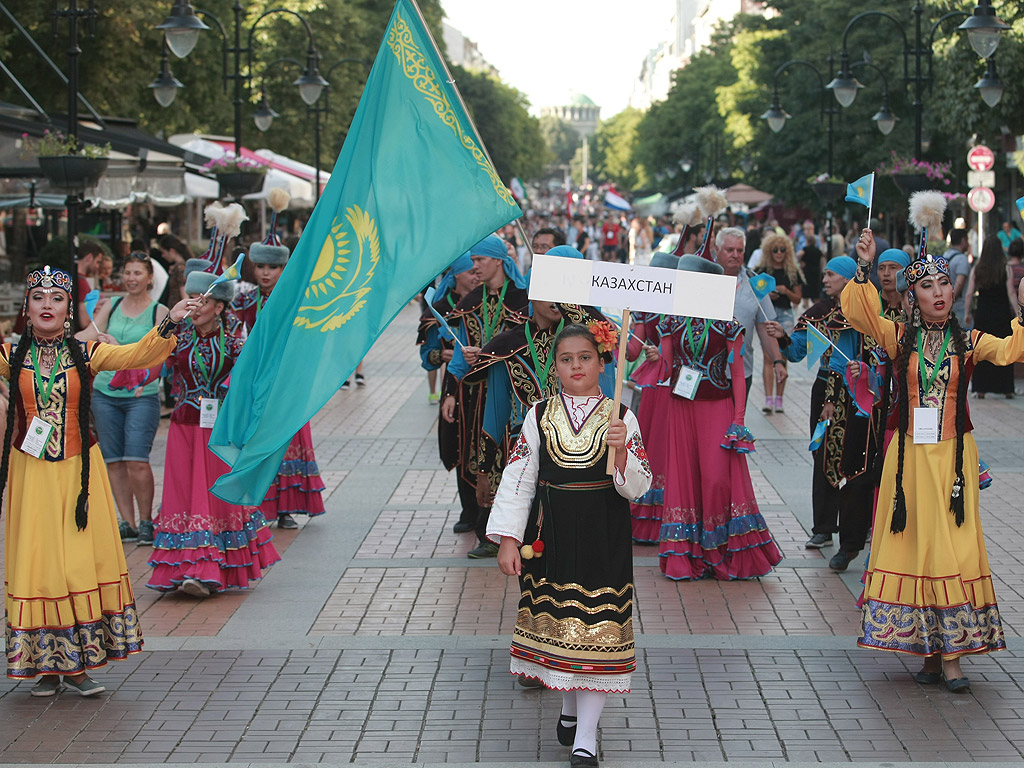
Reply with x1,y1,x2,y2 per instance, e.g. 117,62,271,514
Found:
539,115,580,166
578,107,646,191
449,64,549,182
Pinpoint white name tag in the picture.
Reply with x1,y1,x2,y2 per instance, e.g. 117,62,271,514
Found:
199,397,219,429
672,365,701,400
913,407,938,444
20,416,54,458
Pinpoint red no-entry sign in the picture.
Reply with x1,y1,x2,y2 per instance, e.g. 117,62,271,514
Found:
966,145,995,172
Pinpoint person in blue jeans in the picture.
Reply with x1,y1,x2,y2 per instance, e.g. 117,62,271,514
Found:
90,253,168,544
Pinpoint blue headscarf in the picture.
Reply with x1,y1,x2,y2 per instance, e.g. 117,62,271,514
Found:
824,255,857,280
546,245,585,260
878,248,910,269
470,234,527,289
434,252,474,303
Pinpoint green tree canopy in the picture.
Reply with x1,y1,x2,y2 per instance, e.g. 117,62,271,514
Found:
539,115,580,167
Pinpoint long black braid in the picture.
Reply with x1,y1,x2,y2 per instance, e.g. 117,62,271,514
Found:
0,329,92,530
947,313,970,526
891,306,970,533
66,335,92,530
0,332,32,512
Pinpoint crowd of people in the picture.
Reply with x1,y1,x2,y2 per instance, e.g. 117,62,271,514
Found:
4,181,1024,767
2,190,325,696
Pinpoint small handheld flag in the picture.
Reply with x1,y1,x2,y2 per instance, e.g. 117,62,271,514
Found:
83,289,100,320
805,324,831,370
750,273,776,302
208,253,245,292
844,360,880,417
423,287,465,348
808,419,830,451
845,172,876,224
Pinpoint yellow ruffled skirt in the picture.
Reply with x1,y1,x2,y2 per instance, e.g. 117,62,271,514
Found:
5,445,143,679
861,432,1004,660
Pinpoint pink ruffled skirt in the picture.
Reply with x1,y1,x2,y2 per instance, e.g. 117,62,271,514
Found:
148,422,281,592
260,422,326,521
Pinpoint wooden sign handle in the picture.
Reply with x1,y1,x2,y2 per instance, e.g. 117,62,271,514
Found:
606,309,631,475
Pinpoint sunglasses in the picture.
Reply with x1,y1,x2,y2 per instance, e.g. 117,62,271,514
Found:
125,252,151,262
771,246,787,253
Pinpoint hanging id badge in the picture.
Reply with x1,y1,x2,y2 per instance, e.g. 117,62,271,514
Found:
912,407,938,444
673,365,701,400
20,416,54,458
199,397,219,429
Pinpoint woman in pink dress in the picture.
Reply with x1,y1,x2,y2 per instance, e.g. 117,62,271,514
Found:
657,254,783,580
147,259,280,597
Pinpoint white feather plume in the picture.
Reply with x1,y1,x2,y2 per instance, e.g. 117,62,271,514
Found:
267,187,290,214
212,203,248,240
203,201,223,228
695,185,728,218
672,202,702,227
908,191,946,234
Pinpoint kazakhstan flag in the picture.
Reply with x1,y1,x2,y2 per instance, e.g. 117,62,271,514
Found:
845,173,874,208
209,0,521,504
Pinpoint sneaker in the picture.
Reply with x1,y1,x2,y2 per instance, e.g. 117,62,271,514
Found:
467,541,499,559
762,397,773,415
341,380,351,391
62,676,106,697
355,372,366,387
428,392,440,405
805,533,833,549
137,520,155,545
181,578,211,598
277,513,299,530
774,396,785,414
118,520,138,543
829,550,859,572
30,676,61,697
452,521,474,534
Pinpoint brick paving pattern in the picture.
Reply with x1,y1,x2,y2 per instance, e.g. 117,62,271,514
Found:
2,303,1024,765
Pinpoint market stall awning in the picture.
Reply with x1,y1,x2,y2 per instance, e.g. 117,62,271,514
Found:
169,135,317,207
725,183,773,205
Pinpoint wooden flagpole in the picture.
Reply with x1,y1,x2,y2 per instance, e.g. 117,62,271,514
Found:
606,309,631,475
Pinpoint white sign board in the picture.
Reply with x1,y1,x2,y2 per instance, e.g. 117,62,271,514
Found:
528,254,737,321
967,170,995,188
968,187,995,213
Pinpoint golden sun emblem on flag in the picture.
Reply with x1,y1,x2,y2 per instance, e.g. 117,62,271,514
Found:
294,205,380,332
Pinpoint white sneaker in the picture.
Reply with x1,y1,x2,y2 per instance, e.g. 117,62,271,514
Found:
181,578,211,598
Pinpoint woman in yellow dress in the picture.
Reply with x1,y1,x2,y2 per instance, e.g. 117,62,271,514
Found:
2,266,195,696
845,194,1024,693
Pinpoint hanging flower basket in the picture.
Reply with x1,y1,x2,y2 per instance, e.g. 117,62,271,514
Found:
810,181,846,205
37,156,109,190
217,171,265,199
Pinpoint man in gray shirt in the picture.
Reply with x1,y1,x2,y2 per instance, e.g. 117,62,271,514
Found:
715,227,787,404
943,228,971,324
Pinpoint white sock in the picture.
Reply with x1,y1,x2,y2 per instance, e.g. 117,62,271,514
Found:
572,689,607,756
560,690,577,726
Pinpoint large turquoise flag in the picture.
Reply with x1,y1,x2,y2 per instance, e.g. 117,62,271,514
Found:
208,0,521,504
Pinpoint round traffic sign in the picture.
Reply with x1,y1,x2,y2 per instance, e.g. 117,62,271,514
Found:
967,145,995,172
968,186,995,213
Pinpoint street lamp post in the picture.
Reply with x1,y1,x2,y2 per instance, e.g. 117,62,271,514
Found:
251,57,370,202
828,0,1009,158
152,0,328,157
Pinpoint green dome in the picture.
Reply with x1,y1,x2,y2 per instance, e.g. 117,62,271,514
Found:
567,92,597,107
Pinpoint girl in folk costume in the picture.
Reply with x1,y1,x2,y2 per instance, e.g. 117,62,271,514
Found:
844,192,1024,693
229,189,325,530
487,324,652,768
2,266,193,695
148,254,281,598
655,247,782,580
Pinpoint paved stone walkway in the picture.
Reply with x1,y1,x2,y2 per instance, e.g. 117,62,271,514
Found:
3,303,1024,766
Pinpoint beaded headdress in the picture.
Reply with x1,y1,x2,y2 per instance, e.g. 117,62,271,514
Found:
26,265,74,294
904,191,949,288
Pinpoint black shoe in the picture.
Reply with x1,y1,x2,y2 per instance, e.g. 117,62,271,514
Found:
570,749,599,767
277,514,298,530
355,372,366,387
518,674,543,689
829,550,859,572
913,670,942,685
467,542,498,559
805,533,833,549
340,380,351,391
556,714,577,746
943,675,971,693
453,521,474,533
